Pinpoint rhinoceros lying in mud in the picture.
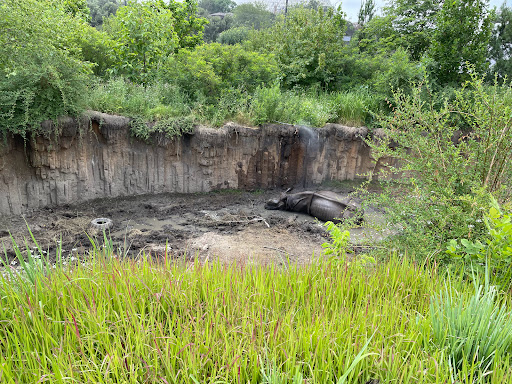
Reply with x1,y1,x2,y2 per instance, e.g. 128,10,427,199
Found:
264,190,363,224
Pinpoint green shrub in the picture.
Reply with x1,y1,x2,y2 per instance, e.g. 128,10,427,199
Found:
0,0,93,139
160,43,279,100
130,116,195,142
447,199,512,290
367,75,512,259
217,26,250,45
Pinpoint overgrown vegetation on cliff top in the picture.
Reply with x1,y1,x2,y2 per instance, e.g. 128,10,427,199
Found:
2,0,509,138
3,238,512,384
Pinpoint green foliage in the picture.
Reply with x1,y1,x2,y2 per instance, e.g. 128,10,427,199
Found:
368,48,426,99
249,6,347,89
366,75,512,257
250,84,334,126
130,116,195,142
0,0,92,139
233,2,275,30
447,200,512,290
322,221,351,257
61,0,91,20
200,10,234,42
428,0,493,85
86,78,191,119
383,0,442,61
87,0,119,27
354,15,403,55
430,272,512,377
358,0,375,25
198,0,235,13
454,74,512,196
158,0,208,50
330,89,382,127
250,84,379,127
217,26,250,45
488,3,512,81
103,0,177,83
160,43,279,100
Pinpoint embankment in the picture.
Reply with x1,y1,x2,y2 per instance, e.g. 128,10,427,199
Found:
0,111,389,216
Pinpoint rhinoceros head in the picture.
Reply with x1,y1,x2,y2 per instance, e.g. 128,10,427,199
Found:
264,194,287,210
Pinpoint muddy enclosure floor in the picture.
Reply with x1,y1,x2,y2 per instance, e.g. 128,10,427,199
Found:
0,183,383,265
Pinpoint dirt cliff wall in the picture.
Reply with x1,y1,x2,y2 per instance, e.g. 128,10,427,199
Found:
0,111,387,216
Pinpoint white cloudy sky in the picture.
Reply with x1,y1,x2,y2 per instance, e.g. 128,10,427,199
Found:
338,0,510,22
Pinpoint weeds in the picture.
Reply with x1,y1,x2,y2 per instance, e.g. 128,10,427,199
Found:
1,237,511,383
85,79,381,136
430,268,512,377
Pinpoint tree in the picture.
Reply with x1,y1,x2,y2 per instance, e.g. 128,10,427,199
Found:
428,0,493,85
87,0,119,27
199,8,234,42
488,3,512,81
198,0,235,14
61,0,91,20
103,0,178,83
233,2,275,30
384,0,442,61
249,6,346,89
355,14,403,54
158,0,208,50
358,0,375,26
217,26,250,45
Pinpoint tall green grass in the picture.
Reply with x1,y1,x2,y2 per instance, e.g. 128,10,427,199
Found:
2,246,512,383
85,79,382,132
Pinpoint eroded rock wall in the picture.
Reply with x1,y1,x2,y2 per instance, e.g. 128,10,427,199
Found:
0,111,387,216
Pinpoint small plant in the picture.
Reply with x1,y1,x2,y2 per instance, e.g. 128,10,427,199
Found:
430,268,512,377
322,221,351,258
447,197,512,290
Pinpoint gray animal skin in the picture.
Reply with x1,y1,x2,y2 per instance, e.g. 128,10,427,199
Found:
264,190,363,223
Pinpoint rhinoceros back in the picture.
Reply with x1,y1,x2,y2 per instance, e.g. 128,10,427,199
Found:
309,191,358,223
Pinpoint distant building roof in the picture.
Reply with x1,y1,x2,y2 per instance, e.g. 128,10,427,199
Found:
209,12,233,19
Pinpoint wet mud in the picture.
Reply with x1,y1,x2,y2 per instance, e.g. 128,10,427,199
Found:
0,183,385,266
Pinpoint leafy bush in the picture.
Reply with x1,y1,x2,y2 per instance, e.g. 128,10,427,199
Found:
159,43,279,100
447,199,512,290
130,116,195,142
367,75,512,258
217,26,250,45
0,0,93,139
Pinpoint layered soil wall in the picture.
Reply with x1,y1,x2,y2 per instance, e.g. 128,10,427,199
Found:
0,111,388,216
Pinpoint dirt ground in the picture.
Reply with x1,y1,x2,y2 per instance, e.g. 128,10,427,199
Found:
0,184,385,265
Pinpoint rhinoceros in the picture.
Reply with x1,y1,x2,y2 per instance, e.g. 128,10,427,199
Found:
264,190,363,224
